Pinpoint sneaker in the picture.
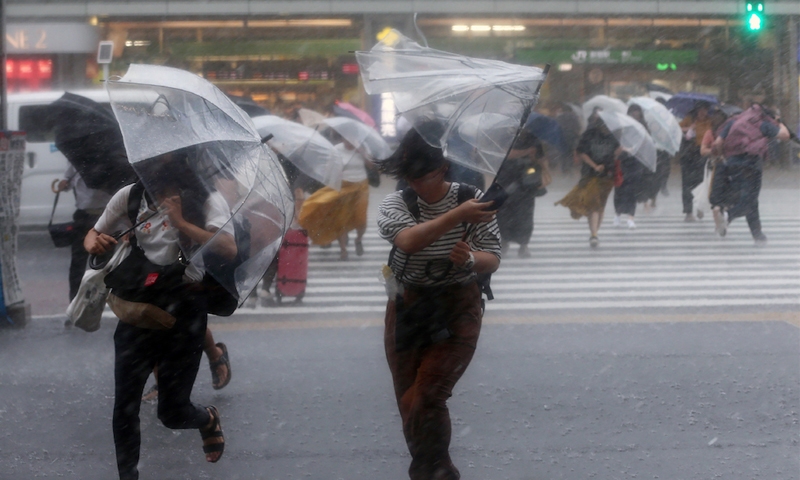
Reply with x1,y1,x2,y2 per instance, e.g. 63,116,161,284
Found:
518,245,531,258
613,215,621,227
684,213,696,222
627,218,636,230
754,232,768,246
142,384,158,404
589,236,599,248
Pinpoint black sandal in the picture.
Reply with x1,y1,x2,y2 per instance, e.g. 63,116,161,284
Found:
210,342,231,390
200,406,224,463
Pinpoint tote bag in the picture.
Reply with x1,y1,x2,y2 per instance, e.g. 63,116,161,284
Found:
691,159,713,216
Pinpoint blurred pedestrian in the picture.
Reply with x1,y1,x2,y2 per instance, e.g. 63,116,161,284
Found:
496,131,550,257
377,126,501,480
613,105,647,229
556,111,620,248
679,101,713,221
711,104,790,243
699,108,732,235
298,138,372,260
85,152,230,479
55,165,112,303
554,103,583,174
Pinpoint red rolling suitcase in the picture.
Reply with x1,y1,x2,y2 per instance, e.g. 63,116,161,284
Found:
275,228,309,304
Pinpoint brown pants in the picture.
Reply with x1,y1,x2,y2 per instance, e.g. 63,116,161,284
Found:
384,282,483,480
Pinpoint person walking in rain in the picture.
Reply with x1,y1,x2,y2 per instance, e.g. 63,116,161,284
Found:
711,103,790,243
495,130,550,257
556,111,620,247
377,125,501,480
679,101,713,221
84,151,230,479
612,104,647,229
699,108,733,236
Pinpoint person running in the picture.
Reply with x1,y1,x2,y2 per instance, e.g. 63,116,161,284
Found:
377,126,501,480
556,111,620,247
699,108,733,236
84,151,229,479
613,104,647,229
711,103,790,244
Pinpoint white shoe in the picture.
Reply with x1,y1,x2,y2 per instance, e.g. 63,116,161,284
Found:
627,218,636,229
613,215,621,227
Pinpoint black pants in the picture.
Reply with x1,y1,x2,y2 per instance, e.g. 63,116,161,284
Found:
69,209,101,301
112,292,210,480
680,146,705,214
725,154,763,237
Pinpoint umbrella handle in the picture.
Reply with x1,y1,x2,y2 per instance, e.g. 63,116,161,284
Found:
261,133,274,144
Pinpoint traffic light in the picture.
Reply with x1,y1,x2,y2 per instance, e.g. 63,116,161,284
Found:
745,1,764,31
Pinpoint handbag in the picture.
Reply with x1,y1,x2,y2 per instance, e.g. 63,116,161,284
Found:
66,240,131,332
691,159,713,215
47,190,75,248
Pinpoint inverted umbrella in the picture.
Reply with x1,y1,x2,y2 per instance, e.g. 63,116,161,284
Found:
107,64,294,305
627,96,683,156
355,28,547,176
50,93,136,194
333,100,376,128
321,116,393,161
597,110,657,172
251,115,344,190
582,95,628,121
665,92,718,119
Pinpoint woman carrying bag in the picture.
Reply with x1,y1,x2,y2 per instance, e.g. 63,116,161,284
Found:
84,151,234,480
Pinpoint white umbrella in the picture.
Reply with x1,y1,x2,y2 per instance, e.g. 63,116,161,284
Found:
251,115,344,190
356,29,547,176
321,116,393,161
597,110,657,172
297,108,327,127
627,97,683,156
107,64,294,305
582,95,628,121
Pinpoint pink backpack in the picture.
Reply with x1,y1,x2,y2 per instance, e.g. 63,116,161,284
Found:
722,104,777,159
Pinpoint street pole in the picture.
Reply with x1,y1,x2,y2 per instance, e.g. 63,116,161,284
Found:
0,0,6,130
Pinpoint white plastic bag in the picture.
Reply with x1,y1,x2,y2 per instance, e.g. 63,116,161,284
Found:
691,160,713,216
67,241,131,332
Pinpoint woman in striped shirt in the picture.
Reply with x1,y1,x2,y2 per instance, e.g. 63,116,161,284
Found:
377,125,501,480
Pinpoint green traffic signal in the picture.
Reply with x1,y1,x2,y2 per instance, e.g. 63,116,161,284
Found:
745,1,765,31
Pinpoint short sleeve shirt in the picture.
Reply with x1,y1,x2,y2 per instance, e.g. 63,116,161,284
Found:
377,182,501,287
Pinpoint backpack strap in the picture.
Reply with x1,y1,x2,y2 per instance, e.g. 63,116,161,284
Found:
125,182,146,249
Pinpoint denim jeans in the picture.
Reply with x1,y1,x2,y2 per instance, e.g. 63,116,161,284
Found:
384,282,482,480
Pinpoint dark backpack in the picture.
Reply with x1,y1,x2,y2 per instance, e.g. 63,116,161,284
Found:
389,183,495,301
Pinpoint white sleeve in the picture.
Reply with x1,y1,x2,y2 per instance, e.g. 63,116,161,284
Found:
93,185,134,235
204,192,235,236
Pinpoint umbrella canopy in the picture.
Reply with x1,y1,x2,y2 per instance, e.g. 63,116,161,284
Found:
107,64,294,305
523,112,569,153
627,96,683,156
50,92,136,194
582,95,628,121
665,92,719,119
355,28,547,176
251,115,344,190
597,110,657,172
332,100,376,128
297,108,327,127
321,116,393,161
226,94,270,117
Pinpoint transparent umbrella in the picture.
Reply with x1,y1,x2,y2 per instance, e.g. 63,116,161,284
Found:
627,96,683,156
297,108,327,127
582,95,628,121
597,110,657,172
251,115,344,190
356,28,548,176
106,64,294,305
321,116,393,161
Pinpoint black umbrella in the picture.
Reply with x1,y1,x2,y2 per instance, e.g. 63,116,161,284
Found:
50,93,136,194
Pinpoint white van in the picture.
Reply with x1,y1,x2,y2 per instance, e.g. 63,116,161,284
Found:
9,89,110,227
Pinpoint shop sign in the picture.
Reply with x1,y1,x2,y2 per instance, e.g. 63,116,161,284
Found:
6,23,99,54
516,48,698,65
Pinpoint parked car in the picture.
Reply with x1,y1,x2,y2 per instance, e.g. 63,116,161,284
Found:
8,89,110,226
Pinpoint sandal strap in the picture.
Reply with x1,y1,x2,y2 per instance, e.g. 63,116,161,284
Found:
203,442,225,454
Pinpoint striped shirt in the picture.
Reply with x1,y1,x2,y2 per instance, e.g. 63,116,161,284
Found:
378,182,502,287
